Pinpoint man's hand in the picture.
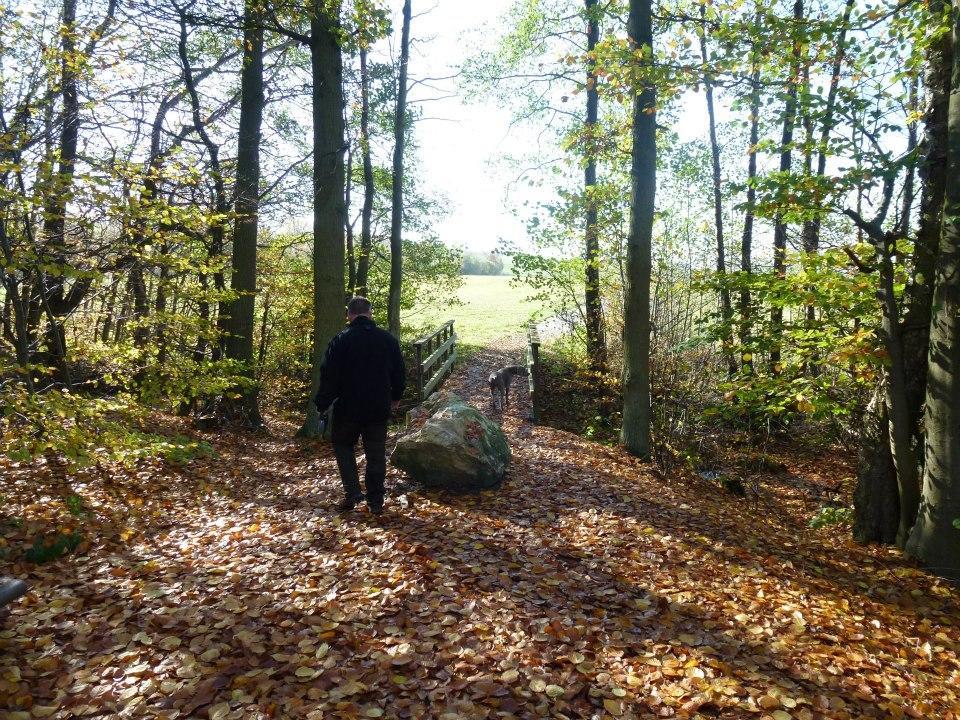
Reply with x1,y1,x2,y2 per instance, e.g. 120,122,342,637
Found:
391,400,401,412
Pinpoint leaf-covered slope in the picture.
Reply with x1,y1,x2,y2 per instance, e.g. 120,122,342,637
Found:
2,346,958,719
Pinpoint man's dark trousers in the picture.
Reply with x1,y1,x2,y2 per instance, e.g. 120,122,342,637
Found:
332,417,388,506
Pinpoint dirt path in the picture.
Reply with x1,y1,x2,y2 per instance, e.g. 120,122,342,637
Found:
3,341,959,719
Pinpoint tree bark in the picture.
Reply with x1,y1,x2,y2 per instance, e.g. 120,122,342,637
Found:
345,147,357,298
178,7,228,367
770,0,803,373
357,48,374,297
699,4,734,377
583,0,606,371
621,0,655,459
38,0,81,377
853,0,951,546
387,0,411,338
225,0,265,427
299,0,347,437
739,15,760,375
899,76,919,237
853,384,900,544
905,0,960,579
801,0,854,256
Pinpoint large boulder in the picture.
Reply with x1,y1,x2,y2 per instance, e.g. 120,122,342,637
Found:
392,393,510,492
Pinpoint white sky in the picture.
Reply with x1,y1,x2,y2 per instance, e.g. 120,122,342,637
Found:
403,0,711,254
404,0,532,254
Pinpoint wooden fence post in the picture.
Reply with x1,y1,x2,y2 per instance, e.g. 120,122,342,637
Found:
412,320,457,402
414,341,424,401
527,324,541,422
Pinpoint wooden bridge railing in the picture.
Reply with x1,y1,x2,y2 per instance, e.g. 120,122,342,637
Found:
527,324,541,422
413,320,457,401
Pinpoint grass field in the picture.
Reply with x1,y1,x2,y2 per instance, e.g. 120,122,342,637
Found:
406,275,546,347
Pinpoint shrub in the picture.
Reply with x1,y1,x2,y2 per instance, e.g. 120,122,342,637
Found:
808,506,854,529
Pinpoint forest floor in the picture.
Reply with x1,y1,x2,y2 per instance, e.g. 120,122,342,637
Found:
2,336,960,720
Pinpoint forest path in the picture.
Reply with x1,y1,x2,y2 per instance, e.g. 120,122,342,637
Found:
4,336,960,718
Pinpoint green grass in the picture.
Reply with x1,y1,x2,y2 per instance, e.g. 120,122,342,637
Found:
406,275,546,348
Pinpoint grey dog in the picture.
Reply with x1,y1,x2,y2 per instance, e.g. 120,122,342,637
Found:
488,365,529,410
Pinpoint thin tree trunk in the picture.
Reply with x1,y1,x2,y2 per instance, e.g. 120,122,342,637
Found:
39,0,81,374
802,0,854,256
739,15,760,376
356,48,374,297
99,280,118,344
387,0,411,338
699,4,734,377
584,0,607,371
299,0,347,437
905,0,960,579
770,0,803,373
345,147,356,297
155,242,169,367
0,217,34,391
178,7,228,369
621,0,655,459
900,76,919,236
226,0,265,427
257,291,271,380
195,271,210,361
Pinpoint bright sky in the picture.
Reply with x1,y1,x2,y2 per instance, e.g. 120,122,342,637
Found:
403,0,711,254
405,0,531,253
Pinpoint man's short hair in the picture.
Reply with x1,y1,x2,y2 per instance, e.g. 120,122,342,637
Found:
347,296,372,316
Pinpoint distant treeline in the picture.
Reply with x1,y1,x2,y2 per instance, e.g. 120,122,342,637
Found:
461,252,506,276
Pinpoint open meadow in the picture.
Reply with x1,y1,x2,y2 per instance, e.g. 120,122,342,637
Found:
405,275,547,347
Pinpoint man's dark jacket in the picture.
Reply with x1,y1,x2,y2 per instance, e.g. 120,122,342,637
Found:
314,316,406,424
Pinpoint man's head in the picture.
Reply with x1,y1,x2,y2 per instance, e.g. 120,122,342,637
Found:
347,296,373,321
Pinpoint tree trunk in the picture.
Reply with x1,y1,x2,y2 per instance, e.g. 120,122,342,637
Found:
854,0,951,546
38,0,81,375
905,1,960,579
853,384,900,544
801,0,854,256
584,0,607,371
876,232,921,547
225,0,265,427
299,0,347,437
0,217,34,391
99,281,118,344
900,76,919,236
770,0,803,373
356,48,374,297
178,7,228,369
621,0,655,459
345,147,357,297
155,242,169,367
740,17,760,375
699,4,734,377
387,0,411,338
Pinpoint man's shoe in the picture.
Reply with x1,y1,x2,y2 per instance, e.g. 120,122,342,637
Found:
336,495,364,513
368,501,384,516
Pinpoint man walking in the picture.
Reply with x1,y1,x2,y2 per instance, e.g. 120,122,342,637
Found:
314,297,406,514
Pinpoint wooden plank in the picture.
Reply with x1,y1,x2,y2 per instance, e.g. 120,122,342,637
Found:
423,349,457,398
527,323,541,347
414,319,454,347
421,333,456,374
414,342,424,401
